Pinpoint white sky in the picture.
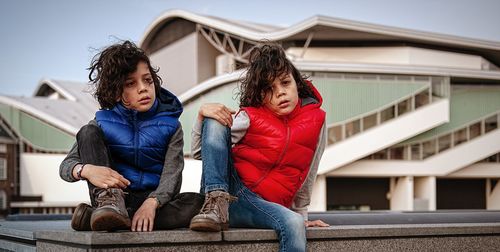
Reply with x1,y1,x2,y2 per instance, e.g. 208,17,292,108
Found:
1,0,500,96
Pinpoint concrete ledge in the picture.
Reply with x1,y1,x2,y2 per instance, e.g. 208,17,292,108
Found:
2,211,500,251
33,223,500,251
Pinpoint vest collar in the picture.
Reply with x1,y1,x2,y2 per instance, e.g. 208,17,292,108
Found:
115,98,159,120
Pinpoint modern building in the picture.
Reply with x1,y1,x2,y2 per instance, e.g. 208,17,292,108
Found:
0,79,97,214
140,10,500,211
1,10,499,215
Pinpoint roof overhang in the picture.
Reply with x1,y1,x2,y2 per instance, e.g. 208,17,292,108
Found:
140,9,500,65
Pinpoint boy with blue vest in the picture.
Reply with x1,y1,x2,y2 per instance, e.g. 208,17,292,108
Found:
60,41,203,232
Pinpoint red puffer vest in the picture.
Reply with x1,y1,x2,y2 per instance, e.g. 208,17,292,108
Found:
232,81,325,207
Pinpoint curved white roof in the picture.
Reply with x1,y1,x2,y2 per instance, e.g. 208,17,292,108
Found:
140,9,500,59
1,79,98,135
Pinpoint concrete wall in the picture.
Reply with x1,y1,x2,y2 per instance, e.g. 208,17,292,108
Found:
389,176,413,211
414,176,436,210
20,153,88,205
197,34,220,83
150,32,198,96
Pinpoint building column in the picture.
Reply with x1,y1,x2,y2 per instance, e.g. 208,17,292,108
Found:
414,176,436,211
486,179,500,210
389,176,413,211
310,175,327,211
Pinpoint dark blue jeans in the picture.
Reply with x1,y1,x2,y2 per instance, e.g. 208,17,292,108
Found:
200,119,306,252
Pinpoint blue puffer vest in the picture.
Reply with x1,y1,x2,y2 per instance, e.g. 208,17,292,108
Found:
95,88,182,191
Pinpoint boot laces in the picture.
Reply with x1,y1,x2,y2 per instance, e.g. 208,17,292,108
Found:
95,189,126,208
199,192,237,223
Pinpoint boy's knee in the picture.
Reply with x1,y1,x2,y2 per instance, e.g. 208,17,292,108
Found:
284,212,305,230
77,124,103,141
203,118,229,134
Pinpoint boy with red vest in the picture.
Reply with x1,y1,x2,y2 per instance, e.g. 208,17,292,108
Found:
190,43,329,251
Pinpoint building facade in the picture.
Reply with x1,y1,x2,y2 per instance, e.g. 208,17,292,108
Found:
140,10,500,211
1,10,499,215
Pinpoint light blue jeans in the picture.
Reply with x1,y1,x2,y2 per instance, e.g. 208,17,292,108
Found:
200,118,306,252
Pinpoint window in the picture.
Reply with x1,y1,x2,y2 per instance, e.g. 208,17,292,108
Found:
397,99,411,116
362,114,377,131
389,147,405,160
422,139,437,159
373,149,388,159
485,115,498,133
438,134,451,153
415,90,430,109
0,190,5,209
0,158,6,180
345,119,360,138
411,144,422,160
453,128,467,146
469,122,481,140
380,106,395,123
0,144,5,153
328,126,342,145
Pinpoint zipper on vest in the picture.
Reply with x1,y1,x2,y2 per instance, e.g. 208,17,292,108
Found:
250,118,290,189
274,118,291,168
133,113,141,185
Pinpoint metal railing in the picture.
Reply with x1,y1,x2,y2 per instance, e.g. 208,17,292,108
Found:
325,82,435,146
365,110,500,160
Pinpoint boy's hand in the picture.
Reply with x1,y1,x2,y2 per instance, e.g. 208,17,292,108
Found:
305,219,330,227
79,164,130,189
131,197,158,232
198,103,236,127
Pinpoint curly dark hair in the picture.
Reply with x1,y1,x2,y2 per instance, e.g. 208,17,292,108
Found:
238,42,314,107
88,40,162,109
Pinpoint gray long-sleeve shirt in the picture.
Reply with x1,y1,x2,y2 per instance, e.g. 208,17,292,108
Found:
191,110,326,221
59,120,184,208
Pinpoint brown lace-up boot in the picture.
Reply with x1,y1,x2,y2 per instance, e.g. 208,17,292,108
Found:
71,203,93,231
189,191,237,231
90,188,131,231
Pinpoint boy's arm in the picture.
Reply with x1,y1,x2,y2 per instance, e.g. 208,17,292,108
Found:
60,120,100,182
60,142,81,182
148,124,184,207
291,121,327,221
191,110,249,160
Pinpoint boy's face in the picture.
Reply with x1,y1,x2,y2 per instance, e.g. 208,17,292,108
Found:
263,73,299,116
121,61,156,112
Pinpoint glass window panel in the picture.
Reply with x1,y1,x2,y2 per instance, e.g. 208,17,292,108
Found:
345,119,361,138
0,158,6,180
487,154,498,162
454,128,467,146
485,115,498,133
422,139,437,159
438,134,451,153
373,149,388,159
469,122,481,139
328,125,342,145
411,144,421,160
389,147,405,160
415,90,430,109
397,99,411,116
380,106,395,123
362,114,377,131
